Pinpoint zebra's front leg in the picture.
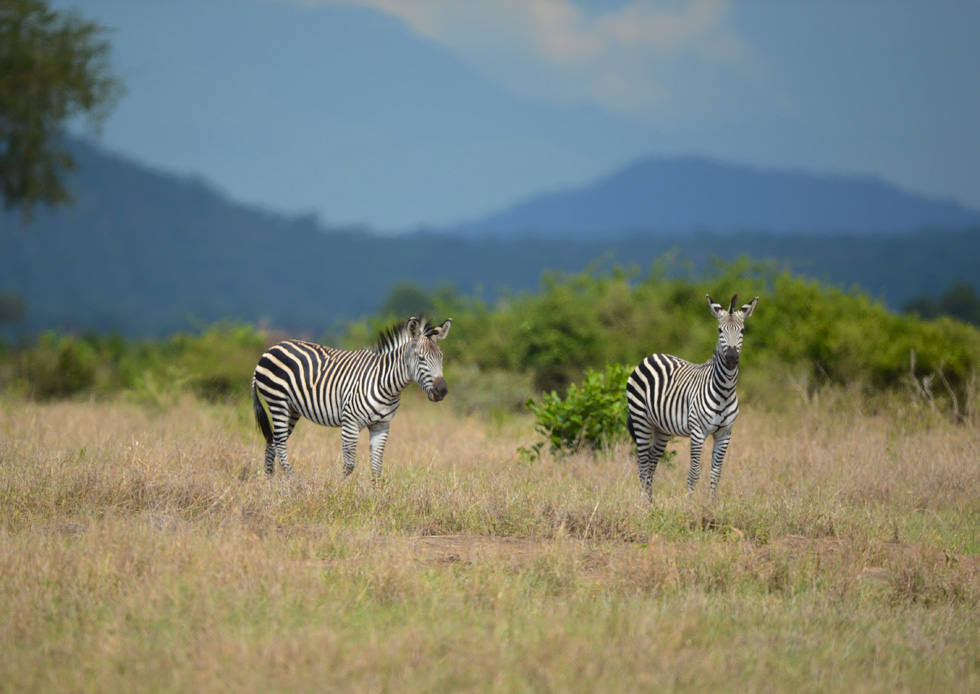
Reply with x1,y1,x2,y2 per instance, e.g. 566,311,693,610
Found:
368,422,391,480
687,429,707,492
340,420,360,477
708,428,733,500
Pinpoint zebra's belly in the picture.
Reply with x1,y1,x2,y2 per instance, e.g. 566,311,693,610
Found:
648,406,736,438
302,402,343,428
647,410,693,438
303,397,401,430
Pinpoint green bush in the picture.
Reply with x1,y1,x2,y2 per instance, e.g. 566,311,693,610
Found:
18,332,98,399
1,323,268,403
4,259,980,417
164,323,268,402
522,363,633,459
445,364,535,416
441,257,980,411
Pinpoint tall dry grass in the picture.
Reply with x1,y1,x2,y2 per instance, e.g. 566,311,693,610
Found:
1,391,978,692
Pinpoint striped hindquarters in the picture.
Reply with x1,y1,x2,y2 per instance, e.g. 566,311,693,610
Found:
252,339,374,428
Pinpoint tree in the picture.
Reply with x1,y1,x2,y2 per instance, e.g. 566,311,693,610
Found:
903,280,980,327
0,0,121,219
0,290,26,323
938,281,980,327
380,282,435,318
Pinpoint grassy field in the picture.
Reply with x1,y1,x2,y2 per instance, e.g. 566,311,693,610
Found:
1,389,978,692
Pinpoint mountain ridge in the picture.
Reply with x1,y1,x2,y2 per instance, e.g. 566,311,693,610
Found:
454,155,980,237
2,139,979,338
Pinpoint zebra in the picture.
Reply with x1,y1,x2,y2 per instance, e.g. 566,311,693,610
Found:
626,294,758,502
251,315,452,478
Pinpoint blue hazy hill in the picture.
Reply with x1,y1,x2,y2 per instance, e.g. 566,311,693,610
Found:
2,140,979,338
457,156,980,237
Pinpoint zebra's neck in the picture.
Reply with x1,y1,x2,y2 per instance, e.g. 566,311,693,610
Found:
710,354,739,394
373,343,416,396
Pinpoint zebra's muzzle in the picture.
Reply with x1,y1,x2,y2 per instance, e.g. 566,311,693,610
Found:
724,347,740,369
429,376,449,402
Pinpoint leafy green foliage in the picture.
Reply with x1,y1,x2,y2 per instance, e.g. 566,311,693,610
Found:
16,332,98,399
2,260,980,421
0,0,122,218
444,364,535,416
440,258,980,411
160,323,268,401
1,323,266,402
521,363,633,459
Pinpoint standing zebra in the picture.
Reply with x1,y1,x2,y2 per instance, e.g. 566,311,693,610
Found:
251,315,451,478
626,295,758,501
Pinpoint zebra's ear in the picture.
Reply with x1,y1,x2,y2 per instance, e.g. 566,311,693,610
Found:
707,295,727,319
430,318,452,341
407,316,422,338
740,297,759,318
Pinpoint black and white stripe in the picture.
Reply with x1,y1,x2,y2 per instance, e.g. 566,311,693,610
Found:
251,316,452,477
626,295,758,501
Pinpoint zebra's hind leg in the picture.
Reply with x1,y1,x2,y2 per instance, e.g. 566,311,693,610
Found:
628,413,653,501
264,442,276,476
644,431,672,502
637,445,654,503
340,420,360,477
634,426,671,503
273,412,300,476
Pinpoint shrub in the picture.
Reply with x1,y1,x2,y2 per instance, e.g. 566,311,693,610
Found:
169,323,267,402
443,258,980,411
1,324,268,403
17,333,98,400
445,364,535,416
521,363,633,459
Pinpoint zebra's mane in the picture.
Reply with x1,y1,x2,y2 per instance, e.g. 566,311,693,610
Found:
372,315,436,355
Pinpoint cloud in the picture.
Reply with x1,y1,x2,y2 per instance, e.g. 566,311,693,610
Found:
298,0,762,123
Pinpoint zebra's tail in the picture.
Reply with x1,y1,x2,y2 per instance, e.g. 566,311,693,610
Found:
251,378,273,445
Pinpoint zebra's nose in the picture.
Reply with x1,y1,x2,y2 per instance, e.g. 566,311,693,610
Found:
724,346,739,366
429,376,449,402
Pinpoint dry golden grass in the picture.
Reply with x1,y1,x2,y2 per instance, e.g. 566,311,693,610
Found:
1,390,979,692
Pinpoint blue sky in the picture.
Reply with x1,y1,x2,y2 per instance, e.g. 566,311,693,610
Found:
57,0,980,232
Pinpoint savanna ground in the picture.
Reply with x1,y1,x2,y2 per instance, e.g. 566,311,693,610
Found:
1,389,979,693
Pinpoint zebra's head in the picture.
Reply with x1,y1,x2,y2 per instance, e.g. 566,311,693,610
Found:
406,316,452,402
707,294,759,369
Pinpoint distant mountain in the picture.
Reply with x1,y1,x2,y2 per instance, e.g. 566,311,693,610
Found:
0,139,379,337
2,140,979,338
456,157,980,238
